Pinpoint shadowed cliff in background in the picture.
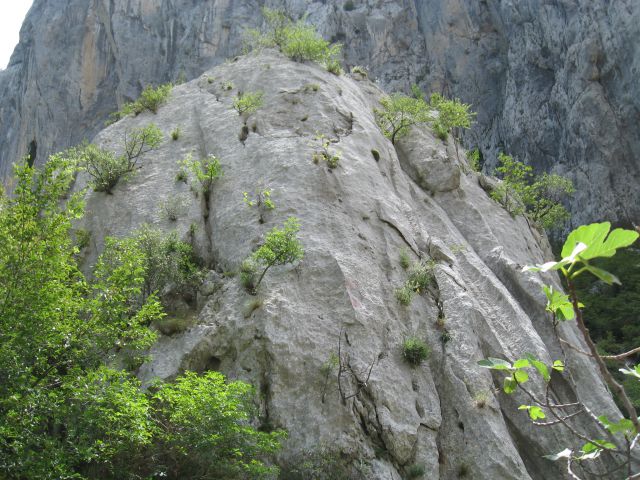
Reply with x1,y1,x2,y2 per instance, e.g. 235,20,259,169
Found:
0,0,638,229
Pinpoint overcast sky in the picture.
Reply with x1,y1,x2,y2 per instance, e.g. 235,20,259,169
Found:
0,1,34,69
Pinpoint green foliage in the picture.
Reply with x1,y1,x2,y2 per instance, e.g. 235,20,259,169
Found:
311,133,341,169
152,371,285,478
159,194,189,221
246,217,304,292
233,91,264,115
350,65,368,77
0,158,282,479
171,126,181,140
180,152,223,197
109,83,172,122
483,223,640,472
394,285,414,306
428,92,475,141
245,8,343,73
402,337,430,365
575,247,640,366
240,257,258,292
74,228,91,250
406,259,436,294
467,148,481,172
399,248,411,270
343,1,356,11
244,188,276,223
490,152,574,229
374,93,433,144
406,463,426,478
76,124,162,193
109,224,202,303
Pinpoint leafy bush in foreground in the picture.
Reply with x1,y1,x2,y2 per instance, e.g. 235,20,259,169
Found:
0,158,283,479
481,222,639,478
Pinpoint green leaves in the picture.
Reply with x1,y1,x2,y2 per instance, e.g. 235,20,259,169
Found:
374,93,433,144
478,355,563,395
519,405,546,420
249,217,304,291
561,222,638,261
620,364,640,379
542,285,575,321
525,223,639,285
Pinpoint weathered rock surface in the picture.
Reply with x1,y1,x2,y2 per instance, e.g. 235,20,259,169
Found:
1,0,639,229
74,51,621,479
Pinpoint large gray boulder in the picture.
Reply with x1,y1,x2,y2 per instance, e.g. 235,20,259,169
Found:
73,51,621,479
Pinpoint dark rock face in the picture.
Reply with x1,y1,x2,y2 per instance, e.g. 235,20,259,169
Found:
1,0,639,227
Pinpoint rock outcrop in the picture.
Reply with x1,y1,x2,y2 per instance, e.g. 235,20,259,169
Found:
1,0,639,229
73,51,620,479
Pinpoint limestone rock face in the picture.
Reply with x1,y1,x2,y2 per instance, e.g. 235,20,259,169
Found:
73,51,620,479
1,0,639,228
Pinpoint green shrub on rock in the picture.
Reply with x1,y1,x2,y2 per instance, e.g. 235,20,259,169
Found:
402,337,430,365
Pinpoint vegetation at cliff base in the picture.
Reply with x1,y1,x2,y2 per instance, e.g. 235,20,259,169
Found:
0,158,283,479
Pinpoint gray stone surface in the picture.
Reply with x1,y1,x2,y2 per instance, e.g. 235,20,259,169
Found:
72,51,621,479
1,0,639,230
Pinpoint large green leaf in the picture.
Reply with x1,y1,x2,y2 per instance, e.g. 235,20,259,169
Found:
561,222,638,261
525,354,550,382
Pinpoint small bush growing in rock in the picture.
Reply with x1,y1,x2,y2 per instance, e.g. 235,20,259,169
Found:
244,8,343,74
222,81,234,91
406,463,426,478
311,133,341,169
180,152,223,199
406,259,436,294
243,188,275,223
76,124,162,193
374,93,433,144
395,285,413,306
402,337,429,365
344,0,356,11
399,248,411,270
154,314,195,336
428,92,475,141
244,217,304,293
171,126,181,140
490,152,574,229
351,65,368,77
160,194,189,221
239,257,258,292
109,83,172,122
233,91,264,115
467,148,481,172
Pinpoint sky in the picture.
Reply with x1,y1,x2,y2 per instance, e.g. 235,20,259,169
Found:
0,1,34,69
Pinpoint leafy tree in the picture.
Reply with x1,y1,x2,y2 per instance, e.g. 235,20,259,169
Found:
428,92,475,141
374,93,433,144
76,124,163,193
245,217,304,292
490,152,574,229
233,91,264,115
151,371,284,479
180,152,223,203
481,222,640,478
0,158,282,479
